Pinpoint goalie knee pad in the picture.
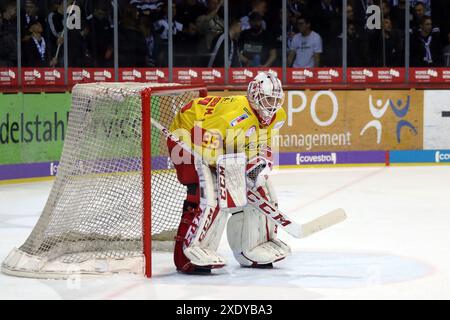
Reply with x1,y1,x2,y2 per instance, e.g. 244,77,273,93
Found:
174,164,228,273
226,186,291,267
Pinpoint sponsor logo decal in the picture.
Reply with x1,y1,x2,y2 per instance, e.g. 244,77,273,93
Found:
435,151,450,163
230,114,249,127
296,153,337,165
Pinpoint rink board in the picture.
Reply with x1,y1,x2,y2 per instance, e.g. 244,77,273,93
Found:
1,150,450,184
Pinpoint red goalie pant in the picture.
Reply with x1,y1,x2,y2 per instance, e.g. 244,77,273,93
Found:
167,139,222,272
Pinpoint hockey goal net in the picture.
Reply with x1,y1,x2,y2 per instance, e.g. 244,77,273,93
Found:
1,83,206,278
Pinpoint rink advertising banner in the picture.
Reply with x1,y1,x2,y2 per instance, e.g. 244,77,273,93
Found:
347,68,405,84
0,93,71,165
0,68,19,87
118,68,169,83
69,68,115,85
173,68,225,85
279,151,386,166
0,161,59,180
21,68,65,86
390,150,450,164
409,68,450,83
278,90,423,152
423,90,450,150
286,68,343,84
228,68,283,85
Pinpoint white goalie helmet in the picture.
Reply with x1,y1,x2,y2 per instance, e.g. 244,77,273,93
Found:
247,71,285,126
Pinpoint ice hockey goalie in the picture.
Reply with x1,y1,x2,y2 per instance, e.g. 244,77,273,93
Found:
168,71,291,274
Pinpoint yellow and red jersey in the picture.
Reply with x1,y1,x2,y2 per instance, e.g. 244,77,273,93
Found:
169,95,286,165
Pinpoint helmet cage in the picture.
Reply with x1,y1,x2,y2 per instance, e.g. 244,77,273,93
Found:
247,73,285,125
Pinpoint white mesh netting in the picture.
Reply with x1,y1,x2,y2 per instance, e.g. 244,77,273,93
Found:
1,83,201,278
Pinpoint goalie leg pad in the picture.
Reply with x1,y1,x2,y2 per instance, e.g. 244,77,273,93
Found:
227,186,291,267
173,163,228,273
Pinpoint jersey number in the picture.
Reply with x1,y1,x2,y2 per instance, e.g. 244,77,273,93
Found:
192,126,222,150
202,130,221,149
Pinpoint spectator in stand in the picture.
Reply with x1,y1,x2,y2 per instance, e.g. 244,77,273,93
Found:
369,17,404,66
208,18,241,67
139,15,156,67
154,3,183,41
22,20,57,67
174,0,207,66
272,8,284,67
47,0,66,66
410,0,431,15
129,0,164,17
430,0,450,46
287,10,298,49
119,4,147,67
443,32,450,67
21,0,45,40
411,16,442,66
0,3,17,67
346,2,367,46
310,0,340,67
240,0,267,31
196,0,223,54
288,0,309,18
288,16,322,68
381,0,391,19
310,0,340,38
174,16,201,66
87,1,114,67
176,0,206,28
346,2,365,31
238,12,277,67
347,21,367,67
67,6,92,67
154,2,183,66
390,0,406,29
411,2,426,32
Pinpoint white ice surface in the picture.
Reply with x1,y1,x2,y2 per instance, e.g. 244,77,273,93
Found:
1,166,450,300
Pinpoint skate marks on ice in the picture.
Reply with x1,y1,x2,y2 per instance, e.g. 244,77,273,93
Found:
0,249,431,300
149,251,432,290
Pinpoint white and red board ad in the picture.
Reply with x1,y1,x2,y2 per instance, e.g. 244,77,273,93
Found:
22,68,65,86
287,68,342,84
347,68,405,83
229,68,282,85
173,68,224,85
409,68,450,83
0,68,18,87
118,68,169,83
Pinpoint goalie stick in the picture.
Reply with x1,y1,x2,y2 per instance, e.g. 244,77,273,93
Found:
150,118,347,239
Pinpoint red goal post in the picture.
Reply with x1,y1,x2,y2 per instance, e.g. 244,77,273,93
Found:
141,85,207,278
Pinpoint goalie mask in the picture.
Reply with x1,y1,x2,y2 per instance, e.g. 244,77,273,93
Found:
247,72,285,126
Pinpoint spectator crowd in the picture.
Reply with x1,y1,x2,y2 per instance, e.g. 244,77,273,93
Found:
1,0,450,69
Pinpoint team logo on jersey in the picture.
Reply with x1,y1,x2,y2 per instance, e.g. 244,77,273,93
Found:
246,126,256,137
273,121,285,130
230,113,249,127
